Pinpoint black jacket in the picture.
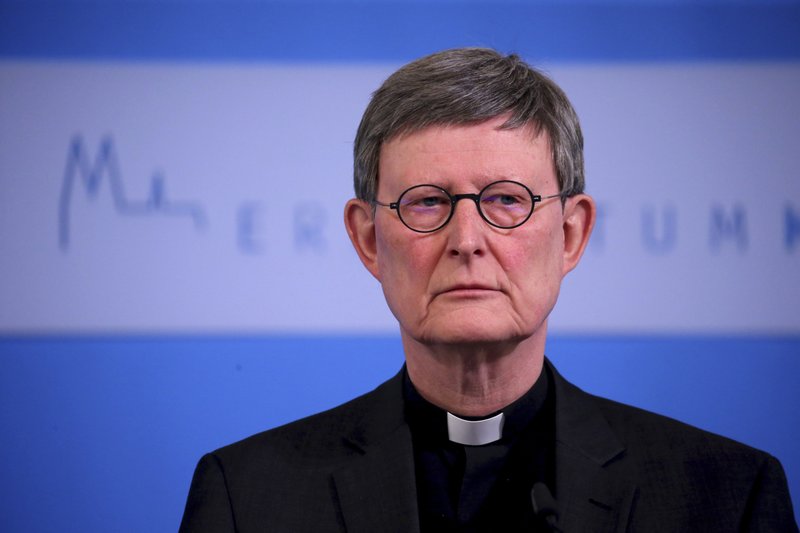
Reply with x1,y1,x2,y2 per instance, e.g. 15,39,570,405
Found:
180,360,797,532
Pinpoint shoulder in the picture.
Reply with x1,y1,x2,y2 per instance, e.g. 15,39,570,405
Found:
181,372,407,531
593,393,766,461
582,391,795,528
549,361,773,470
548,362,796,527
210,369,404,474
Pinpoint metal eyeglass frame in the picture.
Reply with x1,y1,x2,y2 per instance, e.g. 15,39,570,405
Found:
372,180,566,233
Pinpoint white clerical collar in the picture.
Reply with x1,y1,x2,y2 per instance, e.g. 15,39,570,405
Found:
446,411,505,446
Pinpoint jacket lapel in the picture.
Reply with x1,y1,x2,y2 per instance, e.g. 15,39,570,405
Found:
331,371,420,533
549,362,638,532
329,363,638,532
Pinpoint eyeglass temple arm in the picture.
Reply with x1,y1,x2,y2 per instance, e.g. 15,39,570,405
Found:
541,192,568,200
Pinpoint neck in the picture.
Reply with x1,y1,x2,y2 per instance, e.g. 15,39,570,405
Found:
402,330,545,417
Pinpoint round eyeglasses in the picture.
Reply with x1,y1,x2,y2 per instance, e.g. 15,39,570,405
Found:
373,180,564,233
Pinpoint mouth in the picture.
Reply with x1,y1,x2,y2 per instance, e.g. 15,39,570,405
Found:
437,284,499,297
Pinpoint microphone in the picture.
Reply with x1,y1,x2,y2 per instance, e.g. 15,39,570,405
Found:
531,482,562,532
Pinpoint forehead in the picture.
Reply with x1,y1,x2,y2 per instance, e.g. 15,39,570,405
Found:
378,117,554,191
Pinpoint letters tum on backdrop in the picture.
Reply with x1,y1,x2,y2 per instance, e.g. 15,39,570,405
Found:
589,204,798,254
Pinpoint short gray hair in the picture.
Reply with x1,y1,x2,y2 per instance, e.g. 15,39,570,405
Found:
353,47,584,202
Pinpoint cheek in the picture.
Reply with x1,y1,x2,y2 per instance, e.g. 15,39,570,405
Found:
375,226,434,289
374,229,442,325
540,226,565,274
505,225,564,290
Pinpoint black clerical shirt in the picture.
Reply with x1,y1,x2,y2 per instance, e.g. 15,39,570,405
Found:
403,365,556,532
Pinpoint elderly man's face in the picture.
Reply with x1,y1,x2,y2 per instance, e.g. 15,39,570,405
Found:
347,116,593,348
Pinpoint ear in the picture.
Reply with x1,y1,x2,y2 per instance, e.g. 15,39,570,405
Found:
561,193,596,276
344,199,381,280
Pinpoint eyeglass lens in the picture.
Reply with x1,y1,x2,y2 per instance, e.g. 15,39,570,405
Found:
397,181,534,231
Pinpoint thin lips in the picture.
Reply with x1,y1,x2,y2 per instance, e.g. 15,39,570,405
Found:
439,283,497,294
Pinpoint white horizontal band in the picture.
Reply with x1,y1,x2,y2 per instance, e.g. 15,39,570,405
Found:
447,411,505,446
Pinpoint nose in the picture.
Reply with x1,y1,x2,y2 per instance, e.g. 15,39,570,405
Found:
445,197,486,258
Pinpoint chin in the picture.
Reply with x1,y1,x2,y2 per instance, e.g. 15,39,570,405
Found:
416,314,524,347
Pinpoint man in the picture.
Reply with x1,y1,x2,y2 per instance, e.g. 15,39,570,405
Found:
180,48,797,532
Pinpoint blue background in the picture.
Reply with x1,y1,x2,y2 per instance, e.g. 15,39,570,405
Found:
1,336,798,531
1,1,799,531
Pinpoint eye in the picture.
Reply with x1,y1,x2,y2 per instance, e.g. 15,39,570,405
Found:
419,196,446,207
404,194,448,210
498,194,520,206
483,194,521,206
